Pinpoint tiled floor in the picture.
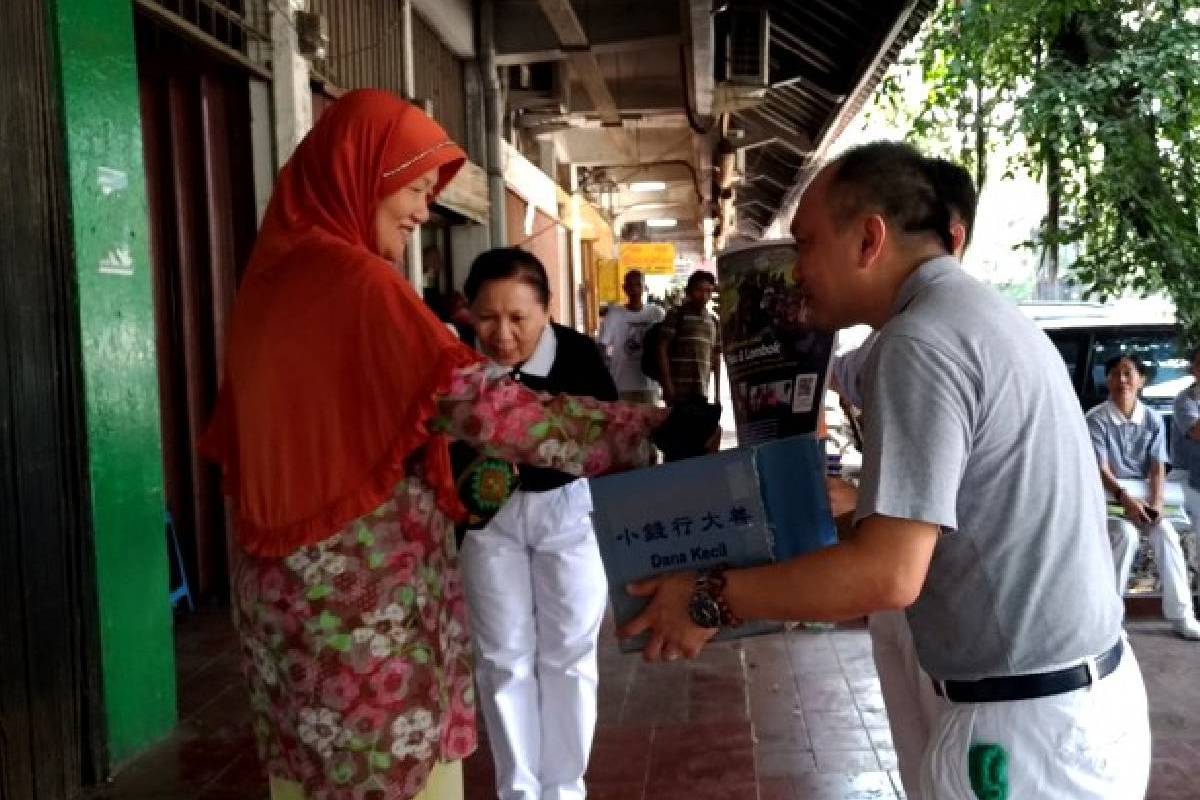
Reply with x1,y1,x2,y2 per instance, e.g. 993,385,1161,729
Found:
86,609,1200,800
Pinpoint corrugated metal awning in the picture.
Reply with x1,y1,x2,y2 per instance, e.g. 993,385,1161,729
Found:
731,0,937,235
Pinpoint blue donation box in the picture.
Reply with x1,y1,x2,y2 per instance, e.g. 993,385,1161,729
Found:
590,435,837,651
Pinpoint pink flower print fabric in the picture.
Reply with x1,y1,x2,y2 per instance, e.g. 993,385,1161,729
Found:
233,476,473,799
433,364,667,476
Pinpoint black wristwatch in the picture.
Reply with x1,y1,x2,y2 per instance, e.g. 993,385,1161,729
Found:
688,565,741,629
688,576,722,628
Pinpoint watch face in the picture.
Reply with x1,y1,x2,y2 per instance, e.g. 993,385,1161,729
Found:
688,592,721,629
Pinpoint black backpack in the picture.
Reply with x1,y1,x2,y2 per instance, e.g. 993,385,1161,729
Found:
640,308,676,382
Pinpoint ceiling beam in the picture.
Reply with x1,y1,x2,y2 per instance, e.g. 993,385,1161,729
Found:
565,51,621,124
537,0,588,47
535,0,621,125
686,0,713,119
769,0,923,233
495,34,682,66
495,2,680,58
556,127,694,167
558,79,683,116
521,111,689,129
412,0,474,58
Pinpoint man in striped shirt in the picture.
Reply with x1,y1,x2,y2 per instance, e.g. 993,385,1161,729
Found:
657,270,721,406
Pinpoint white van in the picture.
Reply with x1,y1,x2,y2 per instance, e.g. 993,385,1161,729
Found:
1021,302,1187,436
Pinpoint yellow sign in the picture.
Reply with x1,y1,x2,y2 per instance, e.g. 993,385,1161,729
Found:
596,257,622,304
618,242,676,276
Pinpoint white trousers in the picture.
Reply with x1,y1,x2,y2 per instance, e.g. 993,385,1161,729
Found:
1108,514,1196,621
868,610,940,800
460,480,608,800
922,637,1150,799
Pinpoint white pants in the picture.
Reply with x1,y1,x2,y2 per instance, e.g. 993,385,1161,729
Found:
460,480,608,800
922,637,1150,799
1108,515,1196,621
868,610,940,800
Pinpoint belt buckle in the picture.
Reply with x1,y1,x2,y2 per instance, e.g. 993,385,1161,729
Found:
1081,654,1099,687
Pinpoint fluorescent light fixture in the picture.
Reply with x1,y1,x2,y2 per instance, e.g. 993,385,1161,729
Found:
646,218,678,228
629,181,667,193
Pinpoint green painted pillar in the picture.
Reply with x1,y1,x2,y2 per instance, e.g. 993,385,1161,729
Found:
50,0,177,764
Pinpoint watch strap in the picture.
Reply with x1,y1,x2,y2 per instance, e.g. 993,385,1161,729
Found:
700,565,742,628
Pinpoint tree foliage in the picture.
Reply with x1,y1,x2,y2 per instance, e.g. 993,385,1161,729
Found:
881,1,1200,337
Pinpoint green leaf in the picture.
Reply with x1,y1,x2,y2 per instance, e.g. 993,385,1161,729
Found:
882,0,1200,331
326,633,352,652
368,552,385,570
331,761,355,784
318,610,342,631
528,421,551,439
410,646,431,665
306,584,333,601
395,586,416,606
371,752,392,770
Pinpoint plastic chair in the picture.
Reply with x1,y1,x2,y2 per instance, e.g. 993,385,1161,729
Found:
166,511,195,611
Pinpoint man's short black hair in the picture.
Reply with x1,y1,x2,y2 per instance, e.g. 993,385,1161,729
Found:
923,157,978,247
827,142,977,254
686,270,716,291
1104,355,1149,377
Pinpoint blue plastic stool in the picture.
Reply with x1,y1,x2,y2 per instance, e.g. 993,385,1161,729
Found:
166,511,195,611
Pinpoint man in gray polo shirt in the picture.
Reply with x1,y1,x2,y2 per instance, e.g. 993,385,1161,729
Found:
1174,346,1200,551
1087,355,1200,639
621,141,1150,798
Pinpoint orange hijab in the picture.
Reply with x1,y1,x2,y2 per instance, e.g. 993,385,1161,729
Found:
201,89,481,557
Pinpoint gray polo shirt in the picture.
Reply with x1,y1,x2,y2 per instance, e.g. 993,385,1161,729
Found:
830,331,879,409
1173,382,1200,490
855,256,1122,681
1085,400,1168,480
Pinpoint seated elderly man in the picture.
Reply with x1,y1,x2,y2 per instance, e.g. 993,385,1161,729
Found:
1086,355,1200,640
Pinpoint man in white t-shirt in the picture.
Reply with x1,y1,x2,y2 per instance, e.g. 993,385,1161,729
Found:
598,269,666,404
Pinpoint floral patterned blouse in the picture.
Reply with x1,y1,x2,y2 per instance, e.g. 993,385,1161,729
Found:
234,365,666,799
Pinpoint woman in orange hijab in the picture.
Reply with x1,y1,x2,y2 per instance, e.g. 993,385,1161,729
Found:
201,90,684,800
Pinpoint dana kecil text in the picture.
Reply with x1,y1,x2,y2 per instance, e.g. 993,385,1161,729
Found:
649,542,729,569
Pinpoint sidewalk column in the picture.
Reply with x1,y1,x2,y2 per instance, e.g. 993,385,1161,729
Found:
50,0,175,765
272,0,313,168
399,0,424,287
481,0,508,247
569,165,585,328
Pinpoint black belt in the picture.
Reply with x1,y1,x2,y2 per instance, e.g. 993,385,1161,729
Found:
516,464,574,493
932,639,1123,704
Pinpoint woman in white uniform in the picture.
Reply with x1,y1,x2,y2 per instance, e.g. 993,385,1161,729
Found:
458,248,617,800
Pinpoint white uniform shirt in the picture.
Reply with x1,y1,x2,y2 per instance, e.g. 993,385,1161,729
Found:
1085,399,1169,480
